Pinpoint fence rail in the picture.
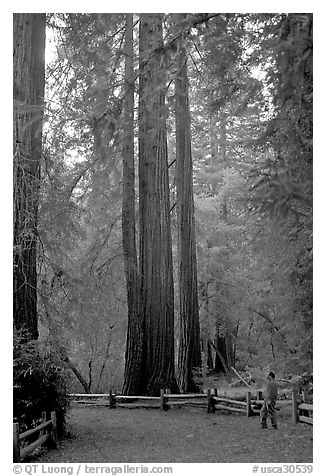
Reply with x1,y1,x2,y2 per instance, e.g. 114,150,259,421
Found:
207,389,253,417
70,391,208,410
70,390,255,414
13,411,57,462
159,390,207,410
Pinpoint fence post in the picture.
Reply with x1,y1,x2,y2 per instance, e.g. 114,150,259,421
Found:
42,411,53,448
50,411,58,448
292,390,299,424
13,422,20,463
40,412,47,437
207,389,211,413
160,389,167,411
246,391,252,417
109,389,116,409
207,389,215,413
211,389,216,413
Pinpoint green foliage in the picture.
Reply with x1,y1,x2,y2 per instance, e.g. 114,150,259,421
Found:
13,330,70,436
186,13,312,379
37,13,128,394
36,13,312,394
245,14,312,372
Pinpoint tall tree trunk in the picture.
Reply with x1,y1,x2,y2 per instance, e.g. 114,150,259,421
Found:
201,282,210,376
138,14,176,395
122,13,144,395
175,14,201,393
13,14,46,340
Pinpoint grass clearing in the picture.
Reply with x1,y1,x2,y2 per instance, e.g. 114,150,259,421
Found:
28,404,313,463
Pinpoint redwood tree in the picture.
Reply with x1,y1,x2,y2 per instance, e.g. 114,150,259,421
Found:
174,14,201,392
138,14,176,395
13,13,46,340
122,13,144,395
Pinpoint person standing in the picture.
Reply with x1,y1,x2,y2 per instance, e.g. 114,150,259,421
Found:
260,371,278,429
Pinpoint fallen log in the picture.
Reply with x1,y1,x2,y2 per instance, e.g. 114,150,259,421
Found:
231,367,251,388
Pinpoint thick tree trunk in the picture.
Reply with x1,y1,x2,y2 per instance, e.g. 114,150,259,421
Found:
13,14,46,340
138,14,176,395
175,14,201,393
122,13,144,395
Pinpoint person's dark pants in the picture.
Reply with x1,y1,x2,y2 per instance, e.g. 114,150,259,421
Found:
260,400,277,428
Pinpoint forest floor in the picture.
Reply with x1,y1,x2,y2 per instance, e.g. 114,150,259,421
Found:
28,402,313,464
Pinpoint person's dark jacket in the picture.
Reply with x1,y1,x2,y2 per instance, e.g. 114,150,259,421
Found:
264,380,278,402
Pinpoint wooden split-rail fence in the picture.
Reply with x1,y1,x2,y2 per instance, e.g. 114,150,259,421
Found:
70,390,209,410
70,389,313,426
13,411,57,463
70,389,262,415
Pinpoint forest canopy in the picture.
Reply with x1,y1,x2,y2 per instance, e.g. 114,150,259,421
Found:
13,13,312,399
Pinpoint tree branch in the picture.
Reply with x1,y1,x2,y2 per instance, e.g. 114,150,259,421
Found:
61,355,90,393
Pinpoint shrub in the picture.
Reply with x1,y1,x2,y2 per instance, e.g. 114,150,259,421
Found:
13,330,70,437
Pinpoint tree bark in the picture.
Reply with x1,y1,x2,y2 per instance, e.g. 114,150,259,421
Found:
138,14,176,395
121,13,144,395
174,14,201,393
13,14,46,340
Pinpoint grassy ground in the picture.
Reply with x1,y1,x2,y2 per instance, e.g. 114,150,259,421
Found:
29,403,313,463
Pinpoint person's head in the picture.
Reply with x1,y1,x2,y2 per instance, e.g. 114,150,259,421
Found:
267,371,275,380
